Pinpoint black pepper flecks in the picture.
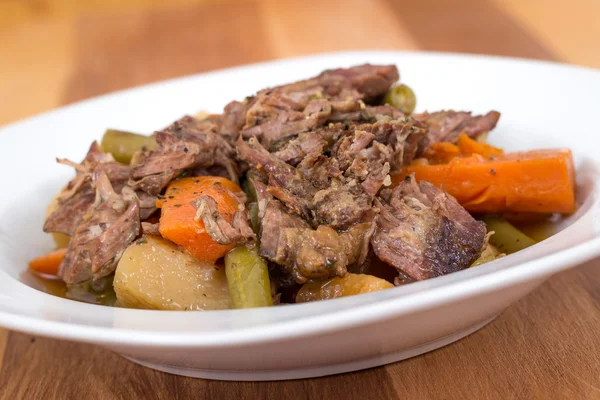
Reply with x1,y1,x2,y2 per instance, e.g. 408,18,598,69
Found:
490,168,497,175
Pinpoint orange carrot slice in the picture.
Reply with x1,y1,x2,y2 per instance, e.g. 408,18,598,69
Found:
393,149,576,214
157,176,242,263
29,248,67,276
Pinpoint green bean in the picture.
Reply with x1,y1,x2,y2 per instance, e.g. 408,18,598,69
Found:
242,171,263,203
384,84,417,114
101,129,157,164
225,245,273,309
482,216,537,254
247,202,260,235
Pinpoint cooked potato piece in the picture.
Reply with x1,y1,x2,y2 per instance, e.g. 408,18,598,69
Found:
45,194,70,249
296,273,393,303
114,236,230,310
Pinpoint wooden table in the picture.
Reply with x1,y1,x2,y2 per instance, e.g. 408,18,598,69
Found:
1,1,599,398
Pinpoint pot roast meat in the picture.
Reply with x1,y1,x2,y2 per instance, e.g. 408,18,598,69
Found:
222,64,400,145
131,116,240,195
371,176,486,281
258,199,374,283
44,142,136,236
356,118,428,169
58,171,141,284
193,194,256,246
319,64,399,101
271,130,328,166
237,136,316,219
238,111,429,232
413,110,501,147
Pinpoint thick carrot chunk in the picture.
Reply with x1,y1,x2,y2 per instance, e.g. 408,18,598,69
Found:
29,248,67,276
393,149,576,214
157,177,242,263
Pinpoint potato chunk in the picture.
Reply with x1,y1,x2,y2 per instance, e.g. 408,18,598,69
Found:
114,236,230,310
296,273,393,303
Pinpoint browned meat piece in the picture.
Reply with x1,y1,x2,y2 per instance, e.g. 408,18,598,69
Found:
59,171,141,284
371,176,486,281
237,137,315,219
44,142,135,236
193,195,256,246
222,64,399,145
242,98,333,144
131,116,239,195
364,104,404,120
220,100,251,139
239,114,427,231
44,187,95,236
413,110,501,146
271,131,327,166
141,222,160,235
135,190,158,220
311,182,372,229
353,118,428,171
240,136,374,229
259,199,374,283
331,128,393,198
319,64,399,101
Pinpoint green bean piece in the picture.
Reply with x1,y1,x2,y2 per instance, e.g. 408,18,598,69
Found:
225,245,273,309
482,216,537,254
242,171,263,203
384,84,417,114
101,129,157,164
247,202,260,235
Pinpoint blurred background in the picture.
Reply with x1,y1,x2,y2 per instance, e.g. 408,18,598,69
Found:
1,0,599,127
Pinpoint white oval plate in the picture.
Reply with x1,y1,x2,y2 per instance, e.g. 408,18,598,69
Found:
1,51,599,381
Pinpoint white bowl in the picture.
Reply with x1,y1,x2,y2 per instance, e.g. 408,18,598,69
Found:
1,51,599,381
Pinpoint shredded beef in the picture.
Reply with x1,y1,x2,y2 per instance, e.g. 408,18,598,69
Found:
414,110,501,147
371,176,486,281
131,116,239,195
221,64,399,145
193,194,255,246
258,199,374,283
58,171,140,284
44,142,136,236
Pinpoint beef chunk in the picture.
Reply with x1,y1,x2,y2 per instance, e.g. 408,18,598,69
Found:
372,176,486,281
259,199,374,283
414,110,501,146
222,64,400,145
319,64,399,101
58,171,141,284
238,112,426,232
271,131,327,166
193,193,255,246
237,136,316,220
131,116,239,195
356,118,428,170
44,142,134,236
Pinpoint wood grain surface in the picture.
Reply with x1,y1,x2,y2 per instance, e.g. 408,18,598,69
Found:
1,0,600,398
